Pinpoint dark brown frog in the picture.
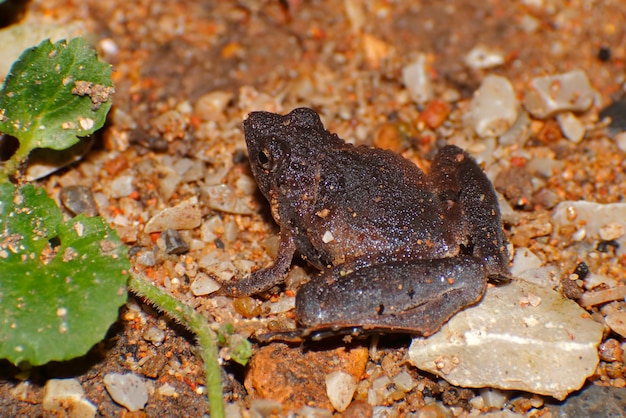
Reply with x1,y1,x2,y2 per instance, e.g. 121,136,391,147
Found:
227,107,510,337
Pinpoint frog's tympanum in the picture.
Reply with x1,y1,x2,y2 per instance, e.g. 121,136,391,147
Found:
228,107,510,337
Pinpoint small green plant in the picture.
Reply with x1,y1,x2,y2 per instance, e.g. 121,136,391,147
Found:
0,37,114,182
0,38,249,418
0,38,123,365
0,182,129,365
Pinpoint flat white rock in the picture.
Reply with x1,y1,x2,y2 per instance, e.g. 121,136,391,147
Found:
523,70,595,119
408,279,603,400
468,75,518,138
144,196,201,233
103,373,149,411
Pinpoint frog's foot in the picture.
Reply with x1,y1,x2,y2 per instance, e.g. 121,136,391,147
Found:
221,263,288,296
295,256,488,337
221,230,297,296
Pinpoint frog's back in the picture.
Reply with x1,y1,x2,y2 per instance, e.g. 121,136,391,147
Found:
299,143,456,268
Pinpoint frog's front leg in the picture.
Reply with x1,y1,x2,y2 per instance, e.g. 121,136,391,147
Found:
223,230,296,296
295,255,487,336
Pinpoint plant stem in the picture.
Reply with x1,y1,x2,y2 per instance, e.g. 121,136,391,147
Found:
127,273,225,418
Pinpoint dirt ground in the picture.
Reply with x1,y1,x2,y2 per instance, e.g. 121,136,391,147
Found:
1,0,626,416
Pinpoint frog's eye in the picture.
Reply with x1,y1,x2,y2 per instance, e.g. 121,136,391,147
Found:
258,149,271,170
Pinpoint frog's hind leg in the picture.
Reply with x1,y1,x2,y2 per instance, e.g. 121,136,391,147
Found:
295,255,487,337
430,145,511,280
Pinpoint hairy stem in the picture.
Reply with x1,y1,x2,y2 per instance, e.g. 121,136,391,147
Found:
127,273,225,418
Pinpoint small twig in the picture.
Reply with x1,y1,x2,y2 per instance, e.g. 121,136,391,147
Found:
127,273,225,418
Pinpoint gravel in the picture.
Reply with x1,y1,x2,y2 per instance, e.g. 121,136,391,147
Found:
103,373,149,412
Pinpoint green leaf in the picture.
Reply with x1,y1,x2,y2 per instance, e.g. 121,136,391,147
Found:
0,37,114,167
0,183,128,366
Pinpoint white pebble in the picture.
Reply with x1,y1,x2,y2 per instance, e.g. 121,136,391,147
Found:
614,132,626,152
325,371,356,412
144,197,201,233
557,112,585,143
198,250,237,282
156,383,178,397
43,378,96,418
143,326,165,345
136,250,156,267
296,405,333,418
402,54,434,105
103,373,149,411
194,91,233,119
392,371,416,392
109,175,134,199
480,388,508,409
368,375,391,406
523,70,595,119
468,75,519,138
204,184,254,215
249,399,282,416
464,44,505,69
190,272,221,296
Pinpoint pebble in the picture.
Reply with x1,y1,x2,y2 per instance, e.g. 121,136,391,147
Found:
325,371,357,412
156,383,178,397
190,272,221,296
135,249,156,267
42,378,96,418
480,388,508,409
156,166,181,202
614,132,626,152
549,385,626,417
603,304,626,338
249,399,282,417
60,185,99,216
557,112,586,143
143,326,166,345
409,279,604,400
159,228,190,255
368,375,391,405
194,90,234,121
109,175,134,198
468,75,518,138
523,70,595,119
598,338,623,362
144,197,201,233
103,372,149,411
198,250,237,282
402,54,434,105
10,381,31,402
392,371,416,392
464,44,505,69
296,406,333,418
152,109,188,142
552,200,626,256
225,402,243,418
203,184,254,215
499,110,531,146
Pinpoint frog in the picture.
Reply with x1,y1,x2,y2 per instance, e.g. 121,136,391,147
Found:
226,107,510,337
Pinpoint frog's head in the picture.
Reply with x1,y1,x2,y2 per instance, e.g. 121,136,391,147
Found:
243,107,339,199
